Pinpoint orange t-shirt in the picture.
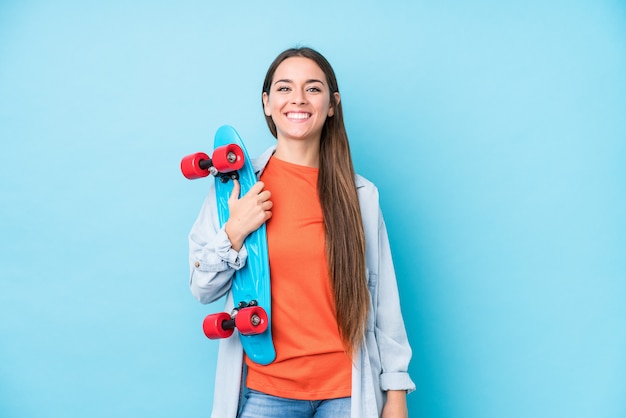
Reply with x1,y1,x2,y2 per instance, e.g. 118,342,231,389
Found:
245,156,352,400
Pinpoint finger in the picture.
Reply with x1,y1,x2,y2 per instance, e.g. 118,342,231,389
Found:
261,199,273,210
248,181,265,195
258,189,272,202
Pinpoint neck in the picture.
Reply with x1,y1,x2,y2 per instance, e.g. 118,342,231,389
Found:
274,137,320,168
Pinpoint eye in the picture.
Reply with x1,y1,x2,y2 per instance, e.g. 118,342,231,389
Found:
307,86,322,93
276,85,291,92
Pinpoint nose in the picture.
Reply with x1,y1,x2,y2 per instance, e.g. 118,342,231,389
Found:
291,89,307,105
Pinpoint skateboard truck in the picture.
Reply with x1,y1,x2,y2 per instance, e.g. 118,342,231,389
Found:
180,144,245,180
202,300,268,339
218,171,239,183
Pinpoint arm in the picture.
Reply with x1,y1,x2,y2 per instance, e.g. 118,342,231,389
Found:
382,390,408,418
188,182,245,304
375,209,416,398
188,180,272,304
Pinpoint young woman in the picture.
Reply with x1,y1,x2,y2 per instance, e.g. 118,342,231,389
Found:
188,47,415,418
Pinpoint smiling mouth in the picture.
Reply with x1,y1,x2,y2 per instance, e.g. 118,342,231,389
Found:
286,112,311,120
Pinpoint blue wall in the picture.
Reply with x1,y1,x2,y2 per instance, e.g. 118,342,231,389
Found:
1,1,624,417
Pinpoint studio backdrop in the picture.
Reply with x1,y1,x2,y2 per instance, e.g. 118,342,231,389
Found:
1,1,624,417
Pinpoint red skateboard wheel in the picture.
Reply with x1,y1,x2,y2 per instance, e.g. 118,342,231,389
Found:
181,152,211,179
212,144,244,173
202,312,234,339
235,306,268,336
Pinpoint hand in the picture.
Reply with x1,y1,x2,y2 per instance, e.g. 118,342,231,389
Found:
224,180,272,251
381,390,408,418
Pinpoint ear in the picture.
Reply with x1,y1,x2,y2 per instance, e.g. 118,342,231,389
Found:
262,92,271,116
328,92,340,117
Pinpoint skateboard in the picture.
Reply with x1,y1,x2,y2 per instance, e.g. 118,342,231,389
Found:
181,125,276,365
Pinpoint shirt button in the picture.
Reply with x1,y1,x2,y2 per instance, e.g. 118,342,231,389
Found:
194,261,200,268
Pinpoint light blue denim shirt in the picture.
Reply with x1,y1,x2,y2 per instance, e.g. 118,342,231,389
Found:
189,146,415,418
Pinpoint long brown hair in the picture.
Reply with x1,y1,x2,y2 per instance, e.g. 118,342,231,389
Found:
262,47,369,352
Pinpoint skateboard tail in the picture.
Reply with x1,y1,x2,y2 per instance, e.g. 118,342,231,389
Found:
241,337,275,365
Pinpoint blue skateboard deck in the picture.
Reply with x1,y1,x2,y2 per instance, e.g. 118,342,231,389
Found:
213,125,275,365
181,125,275,365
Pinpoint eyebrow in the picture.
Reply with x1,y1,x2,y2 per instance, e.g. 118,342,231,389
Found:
273,79,326,86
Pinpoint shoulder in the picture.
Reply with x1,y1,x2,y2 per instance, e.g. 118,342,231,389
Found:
355,173,379,202
355,173,381,230
252,146,276,175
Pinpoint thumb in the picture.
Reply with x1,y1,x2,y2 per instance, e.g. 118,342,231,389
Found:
229,179,241,201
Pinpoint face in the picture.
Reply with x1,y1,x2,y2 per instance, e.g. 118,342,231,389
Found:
263,57,340,144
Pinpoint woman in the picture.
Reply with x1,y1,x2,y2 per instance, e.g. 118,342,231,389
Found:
188,47,415,418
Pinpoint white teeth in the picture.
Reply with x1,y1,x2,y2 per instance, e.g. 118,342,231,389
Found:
287,112,310,120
